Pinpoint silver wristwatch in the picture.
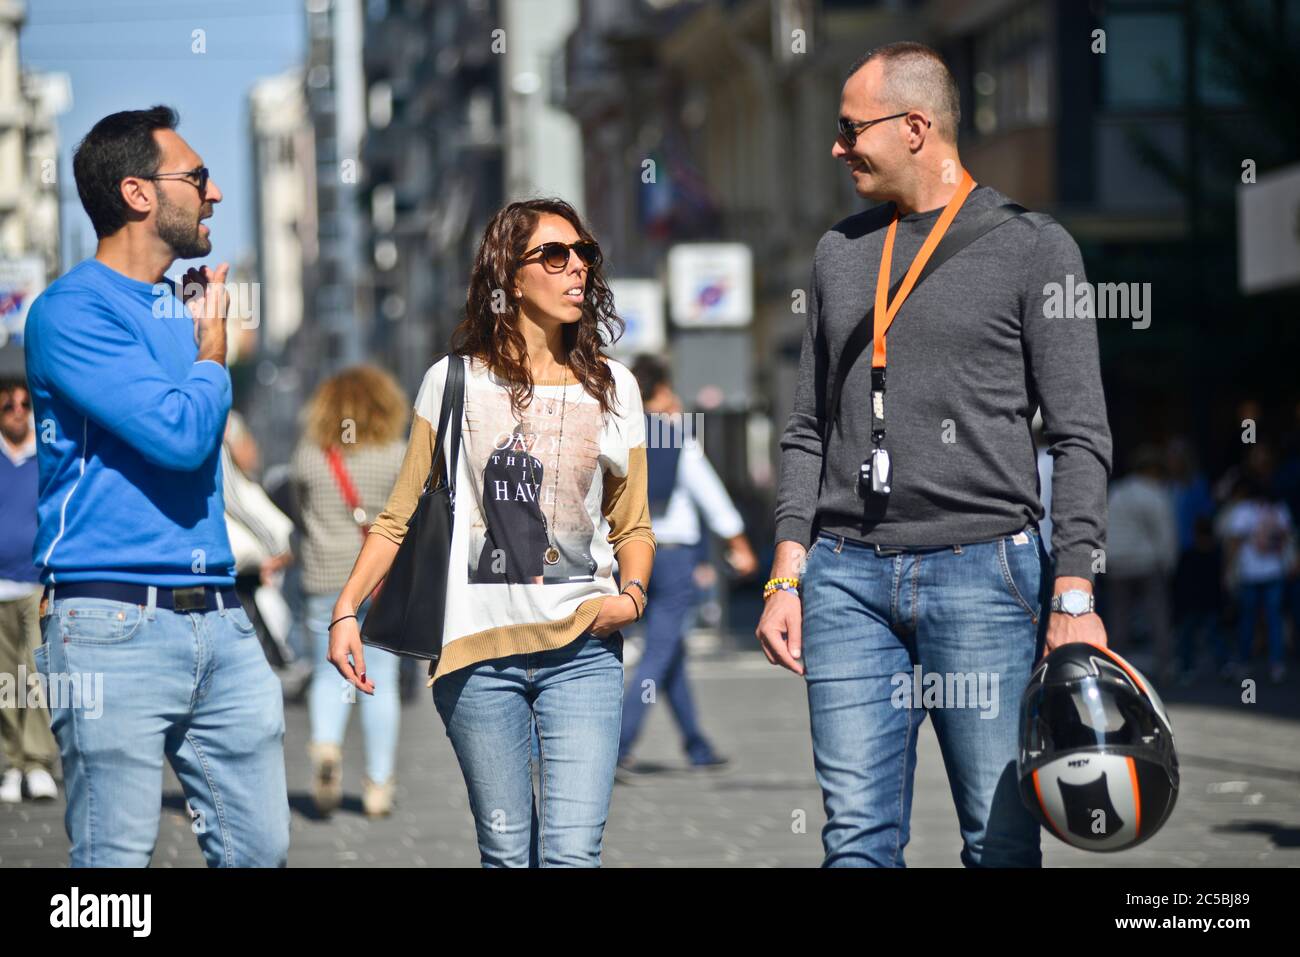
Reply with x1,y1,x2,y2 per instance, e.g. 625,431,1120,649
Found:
1050,589,1094,616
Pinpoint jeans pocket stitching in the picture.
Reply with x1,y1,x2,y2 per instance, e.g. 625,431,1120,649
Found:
59,601,144,644
227,608,258,636
998,538,1039,622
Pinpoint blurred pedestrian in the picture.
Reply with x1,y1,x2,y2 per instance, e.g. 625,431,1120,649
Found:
0,375,59,804
617,354,757,776
1105,445,1178,681
222,411,297,669
1222,475,1294,683
1172,516,1227,683
23,105,288,866
291,366,408,817
328,198,655,866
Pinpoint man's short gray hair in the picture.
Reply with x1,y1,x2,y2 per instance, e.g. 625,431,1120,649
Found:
846,42,961,142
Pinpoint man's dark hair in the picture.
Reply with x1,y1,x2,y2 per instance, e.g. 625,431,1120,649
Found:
0,375,28,396
631,354,671,404
72,105,179,239
845,42,961,142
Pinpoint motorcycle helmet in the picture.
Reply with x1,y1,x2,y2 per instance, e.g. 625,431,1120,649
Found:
1018,642,1178,851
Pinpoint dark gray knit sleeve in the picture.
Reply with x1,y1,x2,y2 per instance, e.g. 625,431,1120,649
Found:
774,249,828,549
1021,220,1113,581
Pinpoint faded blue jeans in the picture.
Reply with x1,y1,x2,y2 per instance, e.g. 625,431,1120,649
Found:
33,591,289,867
800,526,1048,867
304,592,399,784
433,631,623,867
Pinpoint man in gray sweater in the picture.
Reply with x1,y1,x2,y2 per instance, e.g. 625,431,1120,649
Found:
757,42,1112,867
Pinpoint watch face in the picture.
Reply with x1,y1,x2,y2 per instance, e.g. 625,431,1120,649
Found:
1061,591,1090,615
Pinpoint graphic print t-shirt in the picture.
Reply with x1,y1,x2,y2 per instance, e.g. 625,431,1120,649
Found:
370,354,656,682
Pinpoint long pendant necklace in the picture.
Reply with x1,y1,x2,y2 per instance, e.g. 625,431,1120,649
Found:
542,368,568,565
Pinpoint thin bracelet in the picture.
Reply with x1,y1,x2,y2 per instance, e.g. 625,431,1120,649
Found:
328,613,357,631
619,588,644,621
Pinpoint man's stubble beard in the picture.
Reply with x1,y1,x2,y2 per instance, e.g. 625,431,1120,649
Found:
155,189,211,259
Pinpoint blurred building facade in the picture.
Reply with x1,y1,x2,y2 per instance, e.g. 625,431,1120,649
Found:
556,0,1298,541
0,0,69,375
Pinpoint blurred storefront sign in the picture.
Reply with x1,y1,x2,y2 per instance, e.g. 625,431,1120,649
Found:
667,243,753,328
1238,161,1300,295
0,255,46,355
607,278,665,357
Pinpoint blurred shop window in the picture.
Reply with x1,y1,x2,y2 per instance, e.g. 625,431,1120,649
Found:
1194,0,1266,108
972,2,1050,137
1102,6,1184,110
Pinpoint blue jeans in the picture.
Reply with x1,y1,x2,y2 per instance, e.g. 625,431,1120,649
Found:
33,591,289,867
433,632,623,867
801,526,1047,868
304,592,400,783
1236,579,1285,667
619,544,716,765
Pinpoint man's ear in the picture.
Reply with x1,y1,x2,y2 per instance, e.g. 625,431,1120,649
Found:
118,176,154,217
905,111,932,150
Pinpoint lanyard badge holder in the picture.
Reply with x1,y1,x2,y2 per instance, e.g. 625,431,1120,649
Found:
857,169,976,502
859,366,892,497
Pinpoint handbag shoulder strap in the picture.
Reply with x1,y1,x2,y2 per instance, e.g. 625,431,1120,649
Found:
324,445,364,516
823,202,1028,448
425,352,467,497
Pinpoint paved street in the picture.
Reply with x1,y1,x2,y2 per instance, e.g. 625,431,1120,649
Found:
2,638,1298,867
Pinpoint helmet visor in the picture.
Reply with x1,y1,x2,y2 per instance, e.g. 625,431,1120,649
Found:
1023,674,1164,755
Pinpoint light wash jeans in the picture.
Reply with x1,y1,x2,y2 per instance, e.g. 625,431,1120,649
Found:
801,526,1047,868
34,591,289,867
433,631,624,867
304,592,400,783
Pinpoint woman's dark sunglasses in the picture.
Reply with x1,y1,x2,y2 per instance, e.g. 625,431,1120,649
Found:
519,240,602,272
142,165,210,194
837,111,928,147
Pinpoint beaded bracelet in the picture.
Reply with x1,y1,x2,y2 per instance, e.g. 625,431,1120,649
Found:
763,577,801,600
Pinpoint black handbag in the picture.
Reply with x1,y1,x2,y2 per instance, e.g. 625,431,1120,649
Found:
361,353,465,661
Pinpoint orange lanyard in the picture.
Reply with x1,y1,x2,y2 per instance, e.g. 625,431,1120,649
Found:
872,169,976,368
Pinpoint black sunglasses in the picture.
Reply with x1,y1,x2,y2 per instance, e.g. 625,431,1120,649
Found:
2,397,31,414
837,111,929,147
519,240,602,272
142,165,210,194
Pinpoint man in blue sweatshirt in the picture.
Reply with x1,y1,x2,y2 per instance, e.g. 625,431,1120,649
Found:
24,106,288,867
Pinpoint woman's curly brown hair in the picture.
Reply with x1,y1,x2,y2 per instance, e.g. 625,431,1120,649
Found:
449,198,624,419
301,365,409,449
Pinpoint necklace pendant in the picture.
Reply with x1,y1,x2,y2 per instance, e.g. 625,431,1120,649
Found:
544,546,560,565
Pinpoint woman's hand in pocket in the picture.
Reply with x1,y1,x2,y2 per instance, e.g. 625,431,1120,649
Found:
590,593,639,637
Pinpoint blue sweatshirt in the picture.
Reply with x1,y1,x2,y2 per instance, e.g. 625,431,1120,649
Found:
23,259,236,585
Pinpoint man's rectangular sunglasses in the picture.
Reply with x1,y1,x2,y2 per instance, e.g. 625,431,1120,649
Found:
519,240,602,272
837,111,929,146
141,165,210,193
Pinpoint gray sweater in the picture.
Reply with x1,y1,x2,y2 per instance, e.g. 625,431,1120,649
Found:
775,184,1112,581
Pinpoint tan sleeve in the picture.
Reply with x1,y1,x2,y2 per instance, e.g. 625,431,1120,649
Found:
602,444,657,556
369,412,436,546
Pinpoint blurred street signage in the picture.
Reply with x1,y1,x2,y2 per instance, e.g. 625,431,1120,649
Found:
608,278,665,357
0,256,47,350
667,243,753,328
1238,161,1300,294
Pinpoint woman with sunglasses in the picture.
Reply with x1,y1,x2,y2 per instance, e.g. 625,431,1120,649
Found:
329,198,655,866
